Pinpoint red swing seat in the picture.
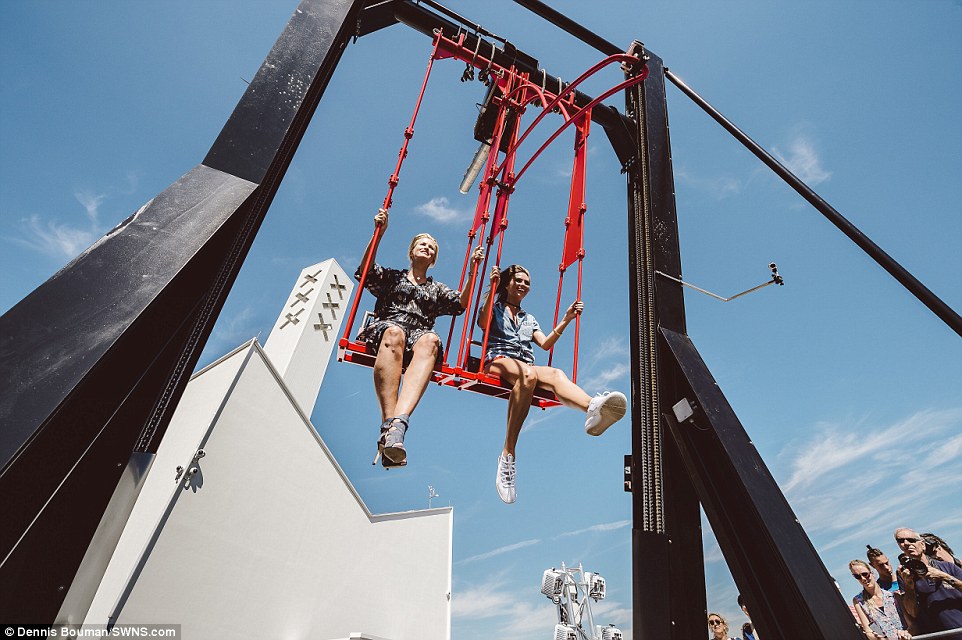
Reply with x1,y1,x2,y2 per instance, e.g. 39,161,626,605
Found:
336,32,648,411
337,314,561,408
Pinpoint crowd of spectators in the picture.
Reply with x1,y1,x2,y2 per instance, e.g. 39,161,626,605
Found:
846,528,962,639
708,529,962,639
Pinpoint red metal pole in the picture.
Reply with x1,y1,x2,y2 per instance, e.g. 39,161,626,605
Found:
341,37,443,346
547,268,565,368
570,115,590,383
455,75,515,368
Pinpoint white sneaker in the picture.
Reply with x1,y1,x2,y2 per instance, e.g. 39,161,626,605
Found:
496,453,517,504
585,391,627,436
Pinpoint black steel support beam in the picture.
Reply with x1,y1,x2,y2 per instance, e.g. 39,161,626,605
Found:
511,0,961,338
624,51,707,639
664,70,962,338
660,327,864,639
511,0,621,57
0,0,364,622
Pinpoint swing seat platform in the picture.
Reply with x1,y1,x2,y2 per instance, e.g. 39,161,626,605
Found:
337,338,562,409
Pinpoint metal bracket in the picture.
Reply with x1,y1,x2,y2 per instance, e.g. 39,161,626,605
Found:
623,455,632,492
656,263,783,303
174,448,206,490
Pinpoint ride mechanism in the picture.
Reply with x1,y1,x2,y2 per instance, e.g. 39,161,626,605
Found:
541,563,623,640
338,29,648,407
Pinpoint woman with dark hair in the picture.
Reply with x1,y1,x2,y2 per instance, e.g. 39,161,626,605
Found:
478,264,626,504
356,208,482,468
921,532,962,568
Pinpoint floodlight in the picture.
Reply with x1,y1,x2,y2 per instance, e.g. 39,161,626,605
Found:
458,141,491,194
553,624,578,640
588,573,606,600
541,569,565,600
601,624,623,640
671,397,694,423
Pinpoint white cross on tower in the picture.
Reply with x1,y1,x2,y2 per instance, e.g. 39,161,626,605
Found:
263,259,353,416
321,292,340,320
313,313,333,340
330,274,347,300
292,289,313,307
279,308,305,329
300,268,323,287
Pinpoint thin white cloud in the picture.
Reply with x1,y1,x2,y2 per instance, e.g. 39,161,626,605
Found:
580,362,630,394
777,408,962,553
589,336,628,366
782,409,956,492
555,519,630,539
12,215,98,260
74,190,105,225
457,538,541,565
517,409,559,433
675,167,744,200
703,536,726,564
451,576,523,620
7,188,115,261
773,134,831,185
414,196,469,224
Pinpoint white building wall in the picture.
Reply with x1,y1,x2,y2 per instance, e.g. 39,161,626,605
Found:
84,260,451,640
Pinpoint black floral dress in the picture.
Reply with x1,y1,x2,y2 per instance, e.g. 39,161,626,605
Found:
355,263,464,363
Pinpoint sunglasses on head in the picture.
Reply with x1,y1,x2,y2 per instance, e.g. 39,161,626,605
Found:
897,536,920,544
852,571,872,579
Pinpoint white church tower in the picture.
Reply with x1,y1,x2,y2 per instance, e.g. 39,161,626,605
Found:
79,260,453,640
264,259,351,416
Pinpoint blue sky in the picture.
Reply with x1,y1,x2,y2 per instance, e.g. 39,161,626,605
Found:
2,1,961,638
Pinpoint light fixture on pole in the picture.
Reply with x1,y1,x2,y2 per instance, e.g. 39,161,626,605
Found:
540,563,620,639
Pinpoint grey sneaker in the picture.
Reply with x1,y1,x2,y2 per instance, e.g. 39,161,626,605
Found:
585,391,627,436
496,453,517,504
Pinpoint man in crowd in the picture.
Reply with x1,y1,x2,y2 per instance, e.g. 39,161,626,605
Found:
895,527,962,633
737,594,759,640
867,545,901,592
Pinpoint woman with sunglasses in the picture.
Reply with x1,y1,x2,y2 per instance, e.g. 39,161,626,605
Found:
478,264,627,504
849,559,911,639
707,612,736,640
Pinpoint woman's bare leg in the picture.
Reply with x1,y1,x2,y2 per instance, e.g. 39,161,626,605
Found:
394,333,440,417
486,358,537,458
531,365,591,412
372,326,405,420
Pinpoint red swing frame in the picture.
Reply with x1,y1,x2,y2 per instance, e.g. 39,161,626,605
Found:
337,31,648,408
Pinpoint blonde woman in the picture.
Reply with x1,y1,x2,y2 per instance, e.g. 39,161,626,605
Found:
850,559,910,639
356,208,482,467
707,612,736,640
